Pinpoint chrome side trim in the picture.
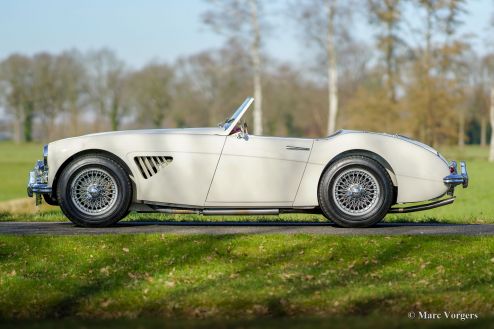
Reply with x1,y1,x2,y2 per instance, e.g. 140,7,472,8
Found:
203,209,279,216
389,197,456,213
286,146,310,151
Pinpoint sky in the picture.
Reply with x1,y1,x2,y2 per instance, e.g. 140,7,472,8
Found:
0,0,492,69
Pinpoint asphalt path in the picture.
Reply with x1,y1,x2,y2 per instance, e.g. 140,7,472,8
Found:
0,221,493,236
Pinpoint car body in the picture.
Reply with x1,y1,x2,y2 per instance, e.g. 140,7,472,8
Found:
27,97,469,227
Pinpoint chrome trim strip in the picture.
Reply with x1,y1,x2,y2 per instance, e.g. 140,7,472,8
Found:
203,209,280,215
43,144,48,166
28,184,52,195
389,197,456,213
286,146,310,151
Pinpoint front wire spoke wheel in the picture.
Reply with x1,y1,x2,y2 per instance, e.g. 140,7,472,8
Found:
70,168,118,216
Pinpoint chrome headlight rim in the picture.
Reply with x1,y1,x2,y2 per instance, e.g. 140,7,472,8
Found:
43,144,48,166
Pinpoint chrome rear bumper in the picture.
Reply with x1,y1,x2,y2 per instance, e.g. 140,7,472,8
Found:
443,160,468,195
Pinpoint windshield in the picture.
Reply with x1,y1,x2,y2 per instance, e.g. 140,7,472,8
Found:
221,97,254,131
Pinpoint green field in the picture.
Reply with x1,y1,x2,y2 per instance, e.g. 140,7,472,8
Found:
0,234,493,325
1,142,494,327
0,142,43,201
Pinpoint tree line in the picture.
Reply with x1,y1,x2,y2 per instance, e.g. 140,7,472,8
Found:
1,0,494,156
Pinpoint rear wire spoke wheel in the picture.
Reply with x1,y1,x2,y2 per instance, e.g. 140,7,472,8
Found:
332,169,380,216
57,155,132,227
318,155,394,228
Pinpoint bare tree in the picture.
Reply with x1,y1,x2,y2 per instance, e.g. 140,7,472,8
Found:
290,0,351,135
56,51,87,136
486,53,494,161
203,0,265,135
490,86,494,161
489,11,494,161
326,1,338,135
249,0,263,135
127,63,174,128
175,43,251,127
86,49,126,131
0,54,34,142
368,0,404,105
32,53,59,140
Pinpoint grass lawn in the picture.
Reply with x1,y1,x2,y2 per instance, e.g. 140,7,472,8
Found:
0,142,42,202
0,234,493,324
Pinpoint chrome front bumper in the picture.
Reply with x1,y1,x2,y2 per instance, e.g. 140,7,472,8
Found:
27,160,52,203
443,161,468,195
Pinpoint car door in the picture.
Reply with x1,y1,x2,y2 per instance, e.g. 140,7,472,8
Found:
127,133,226,207
205,134,314,207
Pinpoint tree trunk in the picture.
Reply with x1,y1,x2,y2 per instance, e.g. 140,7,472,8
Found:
70,99,79,136
458,109,464,148
48,115,56,141
489,87,494,162
326,0,338,136
386,8,397,104
249,0,263,135
13,113,22,144
110,102,120,131
480,116,487,147
23,104,33,142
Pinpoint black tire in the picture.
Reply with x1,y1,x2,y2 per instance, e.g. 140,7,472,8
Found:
318,155,393,228
43,194,59,206
56,155,132,227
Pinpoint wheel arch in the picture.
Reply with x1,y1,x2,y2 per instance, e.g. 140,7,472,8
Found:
318,149,398,204
52,149,136,200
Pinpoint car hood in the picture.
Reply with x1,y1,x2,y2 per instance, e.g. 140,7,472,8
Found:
61,127,226,140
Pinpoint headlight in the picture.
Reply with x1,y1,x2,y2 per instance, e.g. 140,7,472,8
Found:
35,160,48,184
43,144,48,166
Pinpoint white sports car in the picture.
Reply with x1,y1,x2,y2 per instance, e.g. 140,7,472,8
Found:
27,97,469,228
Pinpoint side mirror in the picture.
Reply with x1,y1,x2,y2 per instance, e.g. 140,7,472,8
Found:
237,122,249,140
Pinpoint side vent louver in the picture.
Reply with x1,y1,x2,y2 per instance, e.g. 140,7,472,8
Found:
134,156,173,179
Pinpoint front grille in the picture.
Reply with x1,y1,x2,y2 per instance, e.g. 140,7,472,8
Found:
134,156,173,179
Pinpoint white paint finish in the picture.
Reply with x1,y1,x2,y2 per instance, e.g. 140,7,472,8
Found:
128,151,221,206
45,123,451,208
68,127,226,138
293,163,325,207
394,175,448,202
299,132,449,204
221,135,313,161
48,132,226,206
206,135,312,203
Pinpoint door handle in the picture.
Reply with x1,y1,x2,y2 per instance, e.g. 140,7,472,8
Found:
286,146,310,151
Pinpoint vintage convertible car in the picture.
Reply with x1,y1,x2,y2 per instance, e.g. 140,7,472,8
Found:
27,97,469,228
